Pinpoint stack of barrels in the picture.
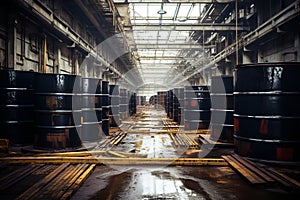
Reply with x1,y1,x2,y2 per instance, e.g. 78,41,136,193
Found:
234,62,300,161
129,92,136,116
0,70,35,145
81,78,102,142
120,88,128,121
178,88,184,125
184,86,211,131
210,76,234,143
172,88,180,124
101,81,110,135
167,90,173,119
109,84,120,127
34,73,82,150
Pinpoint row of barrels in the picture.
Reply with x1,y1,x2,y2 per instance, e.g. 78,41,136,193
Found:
0,70,136,150
158,62,300,162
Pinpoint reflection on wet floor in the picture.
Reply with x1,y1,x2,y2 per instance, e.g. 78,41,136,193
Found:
71,106,300,200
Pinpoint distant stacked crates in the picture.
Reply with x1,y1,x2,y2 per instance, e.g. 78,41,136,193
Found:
34,73,82,150
157,91,166,110
184,86,211,131
81,78,102,142
101,81,110,135
234,62,300,161
0,70,35,145
109,84,120,127
210,76,234,143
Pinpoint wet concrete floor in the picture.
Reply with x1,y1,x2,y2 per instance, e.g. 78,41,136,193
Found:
72,105,300,200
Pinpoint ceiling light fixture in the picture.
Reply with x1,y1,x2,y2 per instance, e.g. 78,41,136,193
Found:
177,17,187,22
157,8,167,15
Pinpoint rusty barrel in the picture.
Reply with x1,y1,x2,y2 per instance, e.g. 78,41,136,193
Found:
120,88,128,120
101,81,109,135
210,76,234,143
0,69,35,145
234,62,300,161
34,73,82,150
109,84,120,127
81,78,102,142
184,86,211,131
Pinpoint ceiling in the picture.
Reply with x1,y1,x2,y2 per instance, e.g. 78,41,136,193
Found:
114,0,236,96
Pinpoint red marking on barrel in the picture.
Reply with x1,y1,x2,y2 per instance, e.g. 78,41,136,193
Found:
276,147,294,161
234,117,239,132
259,119,268,134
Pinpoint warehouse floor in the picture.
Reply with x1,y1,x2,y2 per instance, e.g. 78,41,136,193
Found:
0,105,300,199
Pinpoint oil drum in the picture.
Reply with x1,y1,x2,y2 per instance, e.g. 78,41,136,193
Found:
34,73,82,150
184,86,211,131
0,69,35,145
120,88,128,120
234,62,300,161
172,88,180,123
178,88,184,126
109,84,120,127
101,81,109,135
210,76,234,143
81,78,102,142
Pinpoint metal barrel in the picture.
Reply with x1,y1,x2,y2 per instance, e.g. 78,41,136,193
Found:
129,92,137,116
210,76,234,143
178,88,184,126
234,62,300,161
0,69,35,145
81,78,102,142
184,86,211,131
120,88,129,120
172,88,180,123
109,84,120,127
34,73,82,150
168,90,174,119
101,81,109,135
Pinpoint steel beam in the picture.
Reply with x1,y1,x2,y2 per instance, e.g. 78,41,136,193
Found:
131,24,248,31
135,44,214,49
114,0,235,3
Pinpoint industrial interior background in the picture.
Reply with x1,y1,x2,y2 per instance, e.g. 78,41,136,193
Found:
0,0,300,199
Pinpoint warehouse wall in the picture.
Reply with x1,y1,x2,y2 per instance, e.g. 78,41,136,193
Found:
0,0,103,77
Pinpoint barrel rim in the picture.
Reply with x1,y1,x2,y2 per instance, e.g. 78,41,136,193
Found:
234,114,300,119
233,134,300,144
236,62,300,68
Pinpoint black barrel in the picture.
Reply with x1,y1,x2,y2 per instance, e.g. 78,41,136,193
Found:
184,86,211,131
173,88,180,123
178,88,184,126
129,92,137,116
34,73,82,150
109,84,120,127
101,81,109,135
0,70,35,145
120,88,129,120
234,62,300,161
81,78,102,142
168,90,174,119
210,76,234,143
